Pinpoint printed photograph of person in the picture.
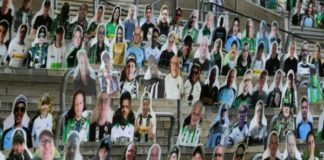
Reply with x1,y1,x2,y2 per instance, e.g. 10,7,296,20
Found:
200,66,220,105
145,28,161,62
144,55,165,99
310,43,323,77
92,136,112,160
182,10,199,43
106,5,122,41
193,37,211,73
269,21,282,51
248,100,267,145
192,145,205,160
177,101,203,146
212,144,224,160
120,54,139,98
251,70,268,108
111,91,135,144
0,20,9,65
241,18,255,53
125,27,145,68
225,17,241,51
283,41,298,74
275,97,295,142
140,5,155,41
265,41,281,76
232,143,246,160
178,35,194,73
86,5,105,40
31,0,53,35
297,43,310,76
197,12,214,45
266,70,283,108
251,42,266,74
184,63,202,106
296,96,313,141
6,128,33,160
65,25,83,68
63,131,83,160
135,92,156,143
89,23,110,64
232,69,253,109
30,93,53,148
33,129,61,160
222,40,238,75
255,20,269,54
164,56,184,100
236,42,252,76
156,5,170,44
210,38,223,73
2,95,31,150
282,131,302,160
46,26,66,69
168,145,181,160
262,131,282,160
89,90,113,142
124,5,137,41
206,103,230,148
122,142,136,160
303,131,320,160
228,103,249,146
98,51,119,97
73,50,97,96
218,68,237,107
146,143,161,160
170,8,183,44
212,15,226,47
111,25,127,65
159,31,178,70
63,89,90,143
27,25,49,68
281,70,298,111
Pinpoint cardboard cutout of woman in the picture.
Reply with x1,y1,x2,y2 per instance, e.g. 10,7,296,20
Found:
206,103,230,148
135,92,156,143
27,25,49,68
210,38,224,73
30,93,53,147
262,131,282,160
89,90,114,142
146,144,161,160
198,12,214,45
63,89,90,143
122,142,136,160
63,131,83,160
218,68,237,107
256,20,270,54
266,70,283,108
159,31,178,70
232,143,246,160
236,42,252,76
200,66,220,105
65,25,84,68
86,5,105,40
232,69,253,109
310,43,323,77
282,131,302,160
177,101,203,147
2,95,31,150
225,17,241,51
184,63,202,106
168,145,181,160
241,18,256,53
99,51,119,96
73,50,97,96
106,6,122,41
111,25,127,65
251,42,266,74
282,70,298,110
248,100,267,145
89,23,110,64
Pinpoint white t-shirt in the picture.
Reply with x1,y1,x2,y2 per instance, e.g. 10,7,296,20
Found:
111,124,134,143
145,46,160,61
32,114,53,147
165,74,184,100
47,43,66,69
8,43,28,67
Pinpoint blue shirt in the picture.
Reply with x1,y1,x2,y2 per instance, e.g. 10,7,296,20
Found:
126,46,145,67
297,121,312,141
2,127,30,150
124,19,136,40
218,86,236,107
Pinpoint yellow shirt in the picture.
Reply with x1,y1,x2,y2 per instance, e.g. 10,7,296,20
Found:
113,42,126,65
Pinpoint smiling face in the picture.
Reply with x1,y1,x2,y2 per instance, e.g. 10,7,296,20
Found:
283,104,290,118
78,54,88,75
190,105,201,127
142,99,150,117
121,99,130,119
98,92,109,118
161,9,168,23
117,27,123,43
14,102,25,126
149,145,159,160
269,133,278,157
301,100,308,120
73,30,82,48
206,14,213,28
19,26,27,44
232,20,239,35
287,134,296,159
126,61,136,81
40,134,54,160
126,143,135,160
170,56,179,77
12,142,24,155
307,134,315,153
113,8,120,22
98,26,105,42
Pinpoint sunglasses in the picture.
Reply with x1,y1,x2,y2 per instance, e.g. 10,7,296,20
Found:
14,106,25,114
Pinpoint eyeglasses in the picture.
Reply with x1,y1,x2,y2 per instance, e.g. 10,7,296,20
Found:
41,139,53,146
14,106,25,114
